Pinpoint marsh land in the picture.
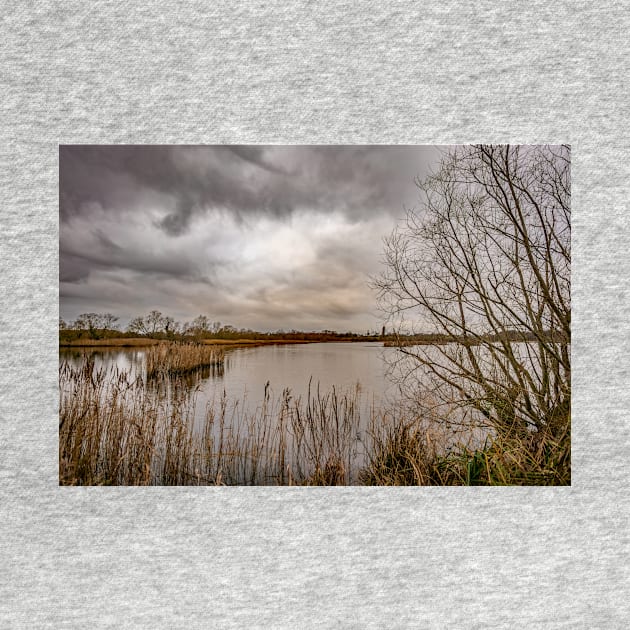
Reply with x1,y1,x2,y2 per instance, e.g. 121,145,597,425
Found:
59,339,569,486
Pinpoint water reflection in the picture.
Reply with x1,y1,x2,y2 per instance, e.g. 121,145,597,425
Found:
59,342,397,435
60,343,398,484
61,342,394,397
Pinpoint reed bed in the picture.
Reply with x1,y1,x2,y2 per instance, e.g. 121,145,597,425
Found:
144,342,224,378
59,360,364,485
360,410,570,486
59,357,570,486
429,425,571,486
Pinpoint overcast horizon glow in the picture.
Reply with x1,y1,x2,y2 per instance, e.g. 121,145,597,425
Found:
60,145,444,333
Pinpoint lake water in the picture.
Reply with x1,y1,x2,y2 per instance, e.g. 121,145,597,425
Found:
60,342,408,484
59,342,402,429
61,340,549,484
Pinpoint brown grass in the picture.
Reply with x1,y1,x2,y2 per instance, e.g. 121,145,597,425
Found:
60,337,161,347
60,337,316,349
201,339,313,347
144,342,224,378
59,361,364,485
360,413,570,486
59,357,570,486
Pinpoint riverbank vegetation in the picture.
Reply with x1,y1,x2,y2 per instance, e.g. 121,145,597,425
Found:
59,336,316,349
59,362,363,486
59,312,385,346
360,417,570,486
145,343,224,378
59,354,570,486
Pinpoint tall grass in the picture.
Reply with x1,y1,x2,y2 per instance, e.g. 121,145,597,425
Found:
360,412,570,486
59,356,570,486
144,342,224,378
59,360,363,485
59,359,160,485
430,425,571,485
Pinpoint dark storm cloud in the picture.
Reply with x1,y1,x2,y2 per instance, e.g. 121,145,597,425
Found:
59,145,443,330
226,146,291,175
60,145,439,233
59,244,206,285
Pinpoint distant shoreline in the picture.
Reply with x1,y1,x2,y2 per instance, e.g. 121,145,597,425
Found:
59,337,379,349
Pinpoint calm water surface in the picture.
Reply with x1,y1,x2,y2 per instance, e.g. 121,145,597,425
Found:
60,342,402,426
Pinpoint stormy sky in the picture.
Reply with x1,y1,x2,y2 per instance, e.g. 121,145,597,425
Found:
60,145,443,332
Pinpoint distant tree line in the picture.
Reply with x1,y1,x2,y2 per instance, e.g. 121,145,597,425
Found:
59,311,385,342
383,329,564,347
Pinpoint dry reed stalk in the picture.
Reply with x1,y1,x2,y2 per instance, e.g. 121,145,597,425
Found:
145,342,224,379
60,355,569,486
60,358,365,486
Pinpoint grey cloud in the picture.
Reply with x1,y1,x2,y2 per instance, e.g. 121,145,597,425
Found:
60,250,202,285
61,226,214,284
159,192,197,235
60,145,440,234
227,146,291,175
60,253,91,283
59,145,444,331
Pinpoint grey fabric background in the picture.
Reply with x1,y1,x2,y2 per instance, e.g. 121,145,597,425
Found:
1,1,628,627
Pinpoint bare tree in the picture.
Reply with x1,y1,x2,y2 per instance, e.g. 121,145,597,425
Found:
127,310,181,338
145,310,165,336
100,313,119,330
375,145,570,438
127,310,168,338
186,315,211,337
73,312,119,339
127,316,149,336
